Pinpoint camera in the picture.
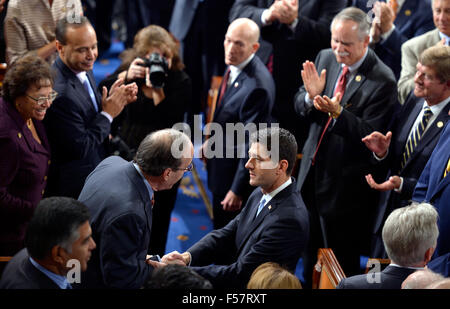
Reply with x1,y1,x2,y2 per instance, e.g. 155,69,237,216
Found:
138,53,168,88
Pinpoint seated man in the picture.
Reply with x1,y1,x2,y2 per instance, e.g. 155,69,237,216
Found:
337,202,439,289
0,197,96,289
163,127,310,289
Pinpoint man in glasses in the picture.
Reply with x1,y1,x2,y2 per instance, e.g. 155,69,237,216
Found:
77,128,194,289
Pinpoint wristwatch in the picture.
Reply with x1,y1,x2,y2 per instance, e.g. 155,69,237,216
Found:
328,105,343,119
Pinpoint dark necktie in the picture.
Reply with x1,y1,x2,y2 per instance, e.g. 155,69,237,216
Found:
311,66,349,166
401,106,433,169
216,68,230,108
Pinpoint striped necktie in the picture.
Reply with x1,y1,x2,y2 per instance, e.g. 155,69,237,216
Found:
444,157,450,178
255,198,266,218
401,106,433,169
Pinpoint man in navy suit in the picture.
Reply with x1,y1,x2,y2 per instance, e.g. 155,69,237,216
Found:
229,0,348,150
413,119,450,257
202,18,275,229
78,129,194,289
43,17,137,199
163,127,309,289
294,7,398,284
352,0,434,79
0,197,96,289
338,202,439,289
362,45,450,257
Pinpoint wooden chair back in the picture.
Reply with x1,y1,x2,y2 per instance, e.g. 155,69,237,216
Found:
312,248,346,289
206,76,223,125
0,63,7,88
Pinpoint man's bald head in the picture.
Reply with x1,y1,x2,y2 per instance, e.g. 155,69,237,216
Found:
224,18,260,66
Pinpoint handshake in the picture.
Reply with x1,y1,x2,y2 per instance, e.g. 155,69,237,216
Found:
146,250,191,269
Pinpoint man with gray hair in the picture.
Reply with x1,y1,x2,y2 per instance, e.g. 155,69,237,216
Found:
338,202,439,289
293,7,398,286
77,128,194,289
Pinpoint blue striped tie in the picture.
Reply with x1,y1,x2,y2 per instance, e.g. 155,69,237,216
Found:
401,106,433,169
255,198,266,218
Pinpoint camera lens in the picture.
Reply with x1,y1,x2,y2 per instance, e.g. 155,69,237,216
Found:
149,65,166,88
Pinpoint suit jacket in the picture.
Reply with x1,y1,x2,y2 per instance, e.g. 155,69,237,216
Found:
371,94,450,236
337,265,417,289
78,156,153,289
206,55,275,198
428,252,450,278
295,48,397,220
413,121,450,257
398,28,441,103
0,98,51,255
44,57,110,198
229,0,348,146
188,179,309,289
372,0,434,79
0,248,59,289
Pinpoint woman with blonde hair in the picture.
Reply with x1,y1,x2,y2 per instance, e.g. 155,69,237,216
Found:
247,262,302,289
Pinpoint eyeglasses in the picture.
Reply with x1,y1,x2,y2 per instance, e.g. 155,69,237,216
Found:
26,91,58,106
175,162,193,172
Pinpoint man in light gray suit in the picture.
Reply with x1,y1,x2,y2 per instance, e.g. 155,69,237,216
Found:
398,0,450,103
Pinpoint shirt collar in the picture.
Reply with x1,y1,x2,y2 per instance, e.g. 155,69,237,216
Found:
260,177,292,205
341,48,368,74
425,95,450,114
133,162,154,201
229,54,255,81
76,71,88,84
389,263,425,271
439,32,450,46
29,257,71,289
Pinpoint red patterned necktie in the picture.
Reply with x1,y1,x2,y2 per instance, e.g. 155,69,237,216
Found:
216,68,230,108
311,66,349,166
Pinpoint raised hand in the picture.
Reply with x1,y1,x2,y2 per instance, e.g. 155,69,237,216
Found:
361,131,392,158
301,60,326,99
221,190,243,212
365,174,401,192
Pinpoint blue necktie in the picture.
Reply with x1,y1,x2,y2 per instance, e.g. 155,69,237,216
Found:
82,77,99,112
255,198,266,218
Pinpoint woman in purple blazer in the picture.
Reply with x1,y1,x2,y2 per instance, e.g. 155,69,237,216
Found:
0,55,54,256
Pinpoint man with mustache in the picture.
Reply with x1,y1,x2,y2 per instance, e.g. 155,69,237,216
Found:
293,7,398,287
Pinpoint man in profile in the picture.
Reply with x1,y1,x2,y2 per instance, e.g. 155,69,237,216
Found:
0,197,96,289
78,129,194,289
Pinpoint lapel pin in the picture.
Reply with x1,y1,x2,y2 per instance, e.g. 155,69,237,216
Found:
355,75,362,82
234,82,239,88
437,121,444,128
405,10,411,16
17,132,22,138
268,205,272,210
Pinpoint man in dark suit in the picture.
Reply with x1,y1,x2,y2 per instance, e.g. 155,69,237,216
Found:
0,197,96,289
229,0,348,149
202,18,275,229
362,45,450,257
294,7,398,284
413,119,450,257
338,202,439,289
78,129,194,289
352,0,434,79
163,128,309,289
43,17,137,199
169,0,234,126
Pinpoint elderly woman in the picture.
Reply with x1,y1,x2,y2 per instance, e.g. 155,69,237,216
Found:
0,55,54,256
99,25,192,256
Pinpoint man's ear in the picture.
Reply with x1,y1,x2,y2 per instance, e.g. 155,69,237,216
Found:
279,159,289,174
51,245,65,266
163,168,171,181
424,247,435,264
55,40,64,55
252,42,260,54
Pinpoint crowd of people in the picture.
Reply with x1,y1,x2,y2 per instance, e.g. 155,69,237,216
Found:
0,0,449,290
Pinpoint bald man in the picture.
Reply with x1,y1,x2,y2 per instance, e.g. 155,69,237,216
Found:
204,18,276,229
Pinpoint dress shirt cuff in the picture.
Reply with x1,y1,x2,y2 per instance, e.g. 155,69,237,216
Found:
373,149,389,161
394,177,403,193
261,9,272,26
100,111,113,123
288,18,298,31
185,252,192,266
305,93,314,107
381,24,396,41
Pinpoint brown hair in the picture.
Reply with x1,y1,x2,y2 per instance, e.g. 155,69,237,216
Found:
247,262,302,289
419,45,450,83
2,54,54,103
119,25,184,72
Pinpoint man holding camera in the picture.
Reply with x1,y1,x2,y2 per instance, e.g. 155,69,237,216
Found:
44,17,138,199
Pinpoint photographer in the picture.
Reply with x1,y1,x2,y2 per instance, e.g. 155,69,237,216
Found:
99,25,192,256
